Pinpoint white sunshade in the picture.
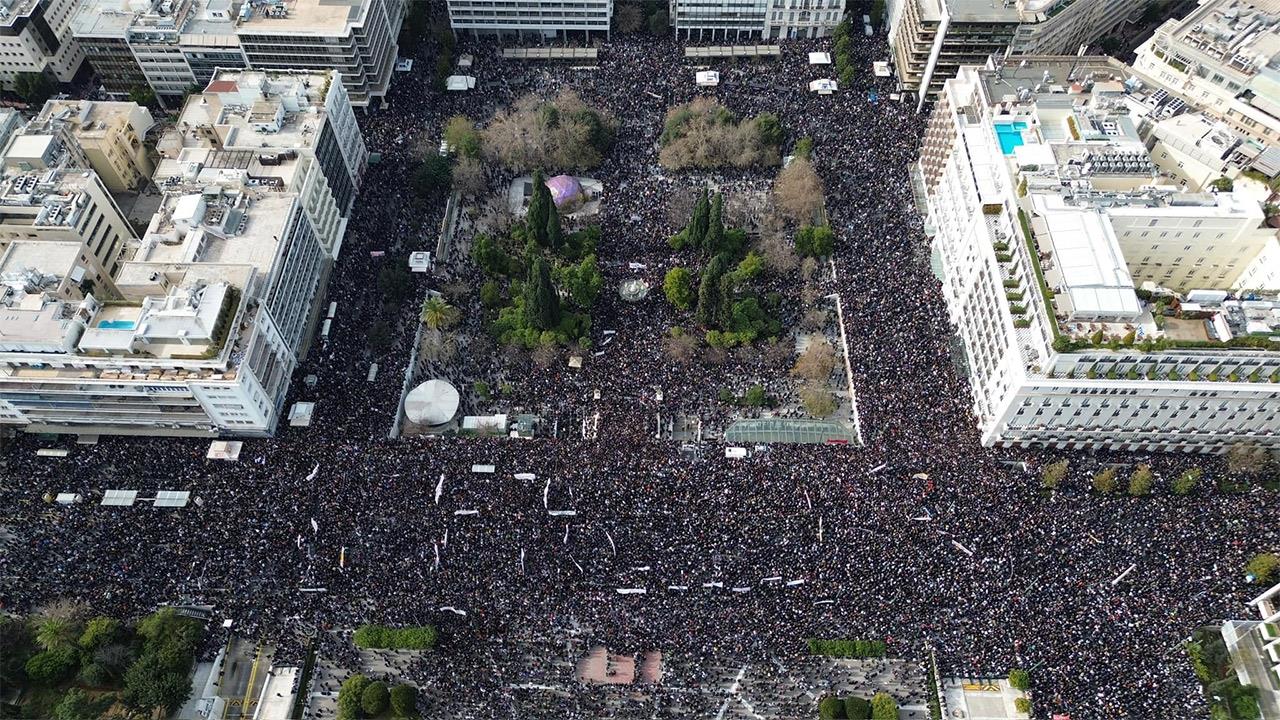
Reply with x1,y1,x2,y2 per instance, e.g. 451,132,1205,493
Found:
808,79,838,94
1041,210,1141,319
696,70,720,86
471,464,496,474
289,401,315,427
445,75,476,91
101,490,138,507
154,490,191,508
55,493,81,505
207,440,242,461
808,52,832,65
873,61,891,77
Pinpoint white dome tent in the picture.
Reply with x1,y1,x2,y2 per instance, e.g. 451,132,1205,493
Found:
405,379,461,426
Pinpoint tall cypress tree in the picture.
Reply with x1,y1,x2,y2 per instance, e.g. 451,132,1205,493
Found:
545,205,563,253
689,188,709,250
524,257,560,331
696,253,729,327
705,192,724,255
527,169,549,246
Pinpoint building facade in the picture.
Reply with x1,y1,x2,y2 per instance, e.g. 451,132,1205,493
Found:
71,0,402,108
0,69,367,438
918,57,1280,453
0,0,85,87
1131,0,1280,149
669,0,841,39
447,0,613,40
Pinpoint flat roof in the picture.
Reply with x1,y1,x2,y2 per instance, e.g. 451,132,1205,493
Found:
236,0,363,34
1038,209,1141,318
0,240,80,278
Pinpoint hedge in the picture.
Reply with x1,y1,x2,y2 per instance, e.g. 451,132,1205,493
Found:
352,625,437,650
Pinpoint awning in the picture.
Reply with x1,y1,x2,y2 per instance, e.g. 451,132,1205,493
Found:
808,52,832,65
696,70,720,86
809,79,839,94
445,75,476,91
207,440,242,461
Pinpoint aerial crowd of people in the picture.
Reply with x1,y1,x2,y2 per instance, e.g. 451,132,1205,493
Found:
1,15,1277,720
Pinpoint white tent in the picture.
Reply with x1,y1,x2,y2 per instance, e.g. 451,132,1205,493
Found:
101,490,138,507
405,379,460,426
695,70,720,87
289,402,315,427
445,75,476,91
808,52,832,65
873,61,891,77
809,79,838,95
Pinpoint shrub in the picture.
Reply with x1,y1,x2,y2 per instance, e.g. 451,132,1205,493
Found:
807,639,886,658
24,647,79,684
79,616,122,651
353,625,438,650
870,692,897,720
361,681,389,716
845,696,872,719
1128,464,1154,496
1172,468,1202,495
1041,459,1068,489
390,684,418,717
663,267,696,310
818,695,844,720
1091,467,1118,494
1246,553,1280,584
795,225,835,258
1014,697,1031,714
1008,668,1030,691
337,674,369,720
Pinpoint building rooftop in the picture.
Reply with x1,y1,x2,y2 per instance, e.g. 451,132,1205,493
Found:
170,70,332,155
0,170,102,229
1164,0,1280,79
0,0,48,27
236,0,364,35
34,100,155,140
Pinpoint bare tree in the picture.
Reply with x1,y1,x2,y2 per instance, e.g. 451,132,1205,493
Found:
800,257,818,283
33,599,88,624
764,338,794,367
532,343,559,369
482,91,616,172
1227,440,1274,475
501,342,527,369
664,329,698,364
733,344,759,366
702,345,727,366
800,384,838,418
614,1,644,32
755,231,798,275
801,308,830,331
774,158,825,223
420,329,459,364
792,338,836,382
453,156,487,197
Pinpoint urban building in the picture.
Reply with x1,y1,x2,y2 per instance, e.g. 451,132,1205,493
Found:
668,0,841,39
0,69,366,437
19,99,156,192
0,109,24,152
0,0,86,87
1146,113,1261,192
888,0,1149,109
917,56,1280,453
1220,581,1280,719
446,0,613,40
1131,0,1280,149
71,0,402,108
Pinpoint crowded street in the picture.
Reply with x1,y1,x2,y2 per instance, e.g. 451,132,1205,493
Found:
2,23,1277,720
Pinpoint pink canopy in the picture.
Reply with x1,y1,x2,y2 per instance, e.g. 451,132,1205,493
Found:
546,174,585,210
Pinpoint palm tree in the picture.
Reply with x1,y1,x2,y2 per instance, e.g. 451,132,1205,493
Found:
35,616,77,650
420,296,459,330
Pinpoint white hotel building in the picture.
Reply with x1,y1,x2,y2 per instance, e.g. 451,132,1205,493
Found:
0,70,365,437
918,57,1280,453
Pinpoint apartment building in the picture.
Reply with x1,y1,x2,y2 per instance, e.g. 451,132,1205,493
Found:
71,0,402,108
1131,0,1280,149
0,69,366,437
0,0,85,87
918,57,1280,453
888,0,1148,109
18,99,156,192
446,0,613,41
1220,582,1280,719
0,109,23,151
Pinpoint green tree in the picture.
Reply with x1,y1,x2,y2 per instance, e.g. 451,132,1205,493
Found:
647,6,668,34
1172,468,1202,495
472,234,511,276
1246,553,1280,584
1209,177,1235,192
1128,464,1154,496
337,674,369,720
743,385,768,407
122,654,192,713
754,112,783,147
663,267,695,310
413,155,452,199
1008,668,1030,691
523,257,560,330
558,254,603,309
13,72,56,105
480,280,503,308
361,681,389,716
1041,459,1068,489
1098,36,1122,55
795,225,835,258
53,688,110,720
705,193,725,255
1014,697,1032,715
79,616,121,651
688,188,710,250
870,692,897,720
390,683,418,717
24,647,79,685
794,136,814,160
442,115,481,157
420,296,460,329
0,617,34,687
1092,467,1119,494
696,254,731,326
128,86,156,106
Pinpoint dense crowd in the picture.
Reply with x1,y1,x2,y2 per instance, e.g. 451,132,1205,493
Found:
1,18,1276,720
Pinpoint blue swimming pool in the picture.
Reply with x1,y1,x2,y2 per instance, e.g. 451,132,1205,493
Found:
97,319,136,331
994,121,1028,155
